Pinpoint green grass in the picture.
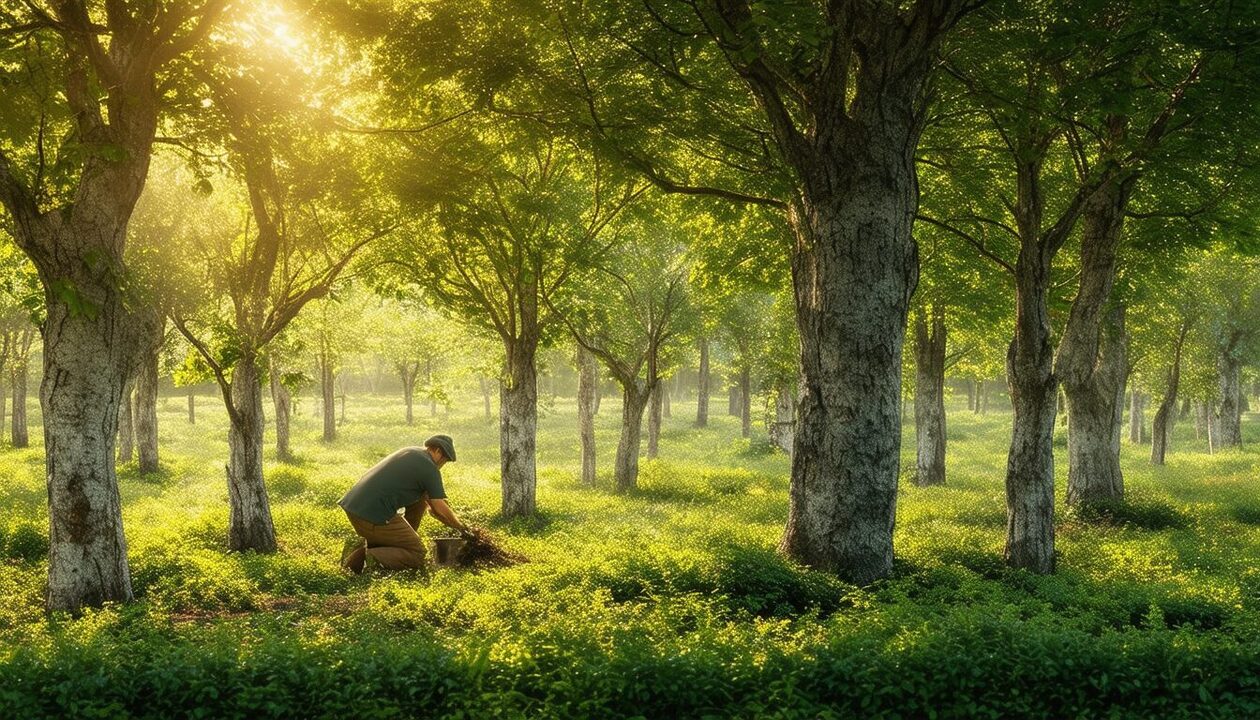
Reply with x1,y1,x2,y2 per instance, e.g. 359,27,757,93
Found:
1,389,1258,718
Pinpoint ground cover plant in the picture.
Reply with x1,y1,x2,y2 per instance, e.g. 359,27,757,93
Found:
1,391,1257,718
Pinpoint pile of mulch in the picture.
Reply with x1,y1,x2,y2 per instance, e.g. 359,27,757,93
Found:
452,531,526,570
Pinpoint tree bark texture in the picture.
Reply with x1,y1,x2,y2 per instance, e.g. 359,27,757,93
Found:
769,381,796,455
913,307,947,487
500,337,538,518
1128,392,1145,444
117,378,135,464
1217,348,1243,449
577,346,598,485
1151,323,1188,466
615,383,651,492
695,337,710,427
225,355,277,552
135,348,159,474
10,363,28,448
187,390,196,425
739,365,752,439
270,360,293,463
1062,306,1127,507
647,383,662,458
320,353,335,442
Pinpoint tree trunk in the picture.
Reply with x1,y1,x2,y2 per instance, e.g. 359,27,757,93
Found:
769,382,796,455
187,389,196,424
500,336,538,518
662,380,671,418
1151,323,1188,466
1179,397,1191,421
1217,350,1243,449
695,337,710,427
913,306,947,487
271,359,293,463
577,346,598,486
320,353,335,442
778,123,923,585
225,355,277,552
480,375,492,422
980,380,990,415
965,379,975,412
401,363,416,426
426,359,436,416
0,377,6,442
727,382,739,416
1128,392,1145,444
135,349,159,474
647,381,662,458
10,363,28,448
739,365,752,438
1062,306,1127,507
117,377,136,464
42,275,151,610
614,383,651,492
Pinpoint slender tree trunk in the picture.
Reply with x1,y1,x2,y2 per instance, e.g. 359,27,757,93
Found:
1151,323,1188,466
695,337,710,427
769,382,796,455
135,349,159,474
1193,401,1207,442
270,359,293,463
980,380,990,415
965,379,975,412
187,389,196,424
1217,350,1243,448
662,380,671,418
117,377,136,464
739,365,752,438
577,346,598,486
1062,306,1127,506
648,382,662,458
614,383,651,492
11,364,28,448
500,335,538,518
426,359,436,416
225,355,277,552
728,382,739,416
1180,397,1191,422
320,353,335,442
913,306,947,487
0,377,6,442
480,376,492,422
1128,392,1145,444
401,363,416,426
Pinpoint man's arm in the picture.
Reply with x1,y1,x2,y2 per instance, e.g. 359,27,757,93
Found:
426,498,471,534
403,500,427,531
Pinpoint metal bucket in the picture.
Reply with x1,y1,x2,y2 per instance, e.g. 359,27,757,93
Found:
432,537,468,567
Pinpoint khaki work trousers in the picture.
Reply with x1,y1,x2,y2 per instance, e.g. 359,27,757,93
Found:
346,510,427,570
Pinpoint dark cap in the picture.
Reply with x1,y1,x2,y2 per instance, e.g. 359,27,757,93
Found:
424,434,457,462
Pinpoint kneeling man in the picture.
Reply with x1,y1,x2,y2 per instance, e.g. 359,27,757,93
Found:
339,434,474,574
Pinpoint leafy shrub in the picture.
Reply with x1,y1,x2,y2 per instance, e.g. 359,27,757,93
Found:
3,520,48,563
1072,497,1188,530
266,466,308,499
130,547,258,612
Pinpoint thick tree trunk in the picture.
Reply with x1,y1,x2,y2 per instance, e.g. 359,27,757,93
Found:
769,382,796,455
135,349,159,474
1217,352,1243,449
913,307,947,487
1062,306,1127,506
187,390,196,425
1128,392,1145,444
500,336,538,518
117,378,136,464
42,275,151,611
320,354,335,442
779,131,921,585
270,360,293,463
695,337,710,427
10,364,28,448
614,384,651,492
647,382,662,458
1151,324,1188,466
226,356,277,552
577,346,598,486
739,365,752,438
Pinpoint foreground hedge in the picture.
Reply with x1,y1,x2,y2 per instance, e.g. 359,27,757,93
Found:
3,607,1257,720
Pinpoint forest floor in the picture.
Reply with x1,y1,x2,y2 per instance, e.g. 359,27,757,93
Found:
1,390,1259,718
